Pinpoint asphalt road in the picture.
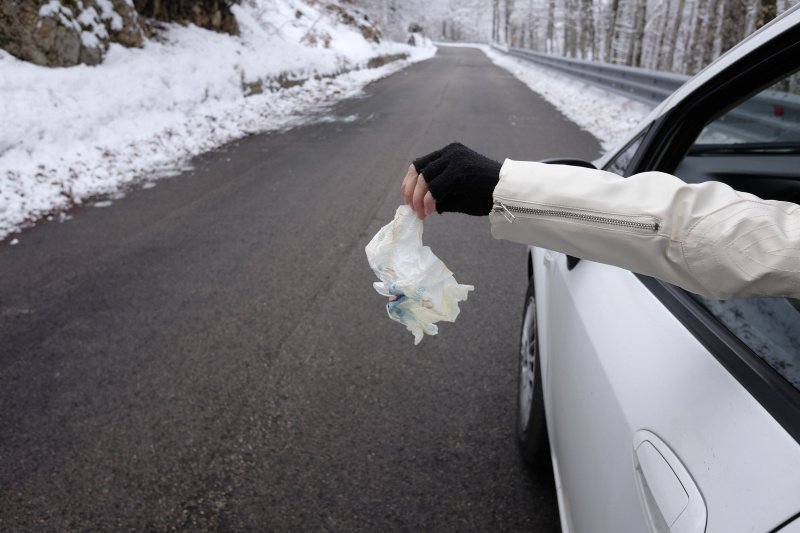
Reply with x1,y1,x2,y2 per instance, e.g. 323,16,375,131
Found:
0,46,600,531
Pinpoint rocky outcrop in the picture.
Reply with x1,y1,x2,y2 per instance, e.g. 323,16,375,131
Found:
133,0,239,36
0,0,240,67
325,3,380,43
0,0,146,67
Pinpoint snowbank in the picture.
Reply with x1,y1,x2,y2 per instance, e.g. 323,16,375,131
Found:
475,45,652,150
0,0,435,242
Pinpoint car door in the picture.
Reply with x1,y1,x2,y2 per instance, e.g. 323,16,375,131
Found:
538,18,800,533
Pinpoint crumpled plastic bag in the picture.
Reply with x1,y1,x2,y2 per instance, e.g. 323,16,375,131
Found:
365,205,474,344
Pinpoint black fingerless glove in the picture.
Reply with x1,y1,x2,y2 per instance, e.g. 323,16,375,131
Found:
412,142,501,216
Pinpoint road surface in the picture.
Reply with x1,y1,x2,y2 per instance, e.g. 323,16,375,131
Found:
0,46,600,531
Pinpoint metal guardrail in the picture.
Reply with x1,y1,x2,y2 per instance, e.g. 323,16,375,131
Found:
497,45,688,107
493,44,800,143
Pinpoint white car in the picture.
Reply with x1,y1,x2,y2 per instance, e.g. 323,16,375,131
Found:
516,6,800,533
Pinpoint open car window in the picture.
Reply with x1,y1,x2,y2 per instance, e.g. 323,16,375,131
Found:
693,69,800,149
673,68,800,392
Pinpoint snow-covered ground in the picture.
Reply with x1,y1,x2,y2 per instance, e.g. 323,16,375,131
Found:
0,0,434,242
1,14,654,244
474,44,653,151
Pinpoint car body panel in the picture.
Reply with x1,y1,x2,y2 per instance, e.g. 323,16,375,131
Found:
533,248,800,532
780,516,800,533
527,7,800,532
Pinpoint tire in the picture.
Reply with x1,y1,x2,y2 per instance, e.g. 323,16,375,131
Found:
516,278,550,469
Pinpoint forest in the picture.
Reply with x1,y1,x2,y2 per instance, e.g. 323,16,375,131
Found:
355,0,798,75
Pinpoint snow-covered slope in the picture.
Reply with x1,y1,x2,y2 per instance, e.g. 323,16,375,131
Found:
0,0,434,242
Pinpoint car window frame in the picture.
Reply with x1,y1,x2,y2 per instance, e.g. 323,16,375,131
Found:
602,128,649,177
625,27,800,444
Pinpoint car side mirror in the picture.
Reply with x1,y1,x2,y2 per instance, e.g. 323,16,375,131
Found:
538,158,598,269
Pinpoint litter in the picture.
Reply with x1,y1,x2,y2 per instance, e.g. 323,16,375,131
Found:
365,206,474,344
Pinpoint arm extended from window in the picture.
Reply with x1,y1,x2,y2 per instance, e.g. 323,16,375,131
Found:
490,160,800,299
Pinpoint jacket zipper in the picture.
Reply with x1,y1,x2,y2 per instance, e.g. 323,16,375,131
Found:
493,201,660,233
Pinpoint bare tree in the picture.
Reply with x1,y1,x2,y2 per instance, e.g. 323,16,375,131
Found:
719,0,750,55
546,0,556,53
492,0,500,42
627,0,647,67
700,0,723,68
662,0,685,71
526,0,538,50
687,0,708,72
351,0,798,74
655,0,672,70
563,0,577,57
603,0,620,62
640,0,668,69
756,0,778,28
504,0,515,45
578,0,595,59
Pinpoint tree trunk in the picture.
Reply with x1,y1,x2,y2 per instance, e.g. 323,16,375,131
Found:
604,0,620,62
578,0,595,59
699,0,722,68
504,0,515,45
526,0,536,50
564,0,577,57
663,0,685,71
756,0,777,29
492,0,500,42
546,0,555,53
651,0,671,70
719,0,748,54
680,0,698,74
688,0,708,72
627,0,647,67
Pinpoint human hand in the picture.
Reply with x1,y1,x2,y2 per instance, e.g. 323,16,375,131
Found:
401,142,501,219
401,163,437,220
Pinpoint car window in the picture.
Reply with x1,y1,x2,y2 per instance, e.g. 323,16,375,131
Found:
692,296,800,389
604,133,645,177
694,70,800,147
676,69,800,392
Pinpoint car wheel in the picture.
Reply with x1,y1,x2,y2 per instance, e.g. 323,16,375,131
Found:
516,278,550,469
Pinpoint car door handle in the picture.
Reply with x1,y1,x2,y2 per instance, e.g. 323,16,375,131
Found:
633,430,707,533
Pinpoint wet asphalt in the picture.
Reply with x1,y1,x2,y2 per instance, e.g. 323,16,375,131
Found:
0,46,600,531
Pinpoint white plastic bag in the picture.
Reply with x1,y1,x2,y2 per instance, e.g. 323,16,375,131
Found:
365,205,474,344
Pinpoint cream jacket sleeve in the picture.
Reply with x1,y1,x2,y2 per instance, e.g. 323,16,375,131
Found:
490,160,800,299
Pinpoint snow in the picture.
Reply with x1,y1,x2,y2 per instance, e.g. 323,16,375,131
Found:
471,44,653,151
96,0,124,31
0,0,435,242
38,0,81,31
2,10,652,244
38,1,62,18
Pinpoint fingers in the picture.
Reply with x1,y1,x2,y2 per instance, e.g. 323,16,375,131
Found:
418,156,448,185
401,163,418,206
423,190,436,216
412,174,429,219
412,146,446,175
405,143,464,219
402,162,436,219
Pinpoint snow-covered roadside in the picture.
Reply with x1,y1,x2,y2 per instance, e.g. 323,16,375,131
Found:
0,0,435,242
449,44,653,151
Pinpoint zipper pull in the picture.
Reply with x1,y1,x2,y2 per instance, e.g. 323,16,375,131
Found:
493,201,516,223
